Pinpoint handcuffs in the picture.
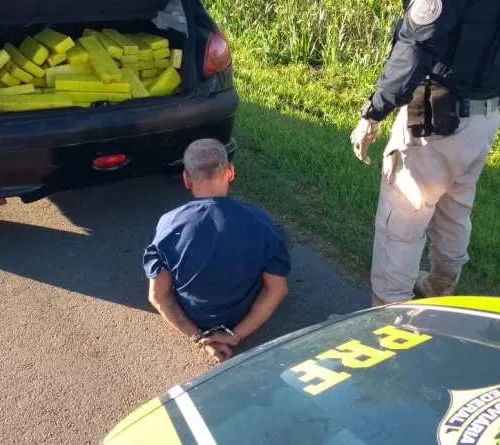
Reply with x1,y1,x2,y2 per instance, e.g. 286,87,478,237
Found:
189,325,236,344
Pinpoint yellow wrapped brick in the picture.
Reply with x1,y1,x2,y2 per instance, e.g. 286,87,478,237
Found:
82,28,99,38
140,69,158,79
153,48,170,60
138,60,155,70
19,36,49,66
121,55,138,64
154,58,170,69
0,92,74,112
121,61,139,67
121,61,139,68
4,43,45,78
138,51,154,62
67,91,131,103
0,68,20,86
55,73,131,93
34,29,75,54
8,62,34,84
102,29,138,55
47,52,67,67
45,63,92,87
126,34,154,61
0,84,35,95
121,68,149,98
83,29,124,60
143,77,158,89
79,36,122,83
98,33,124,60
121,64,139,76
149,67,181,96
32,77,47,88
67,44,89,65
171,49,183,69
0,49,10,70
75,102,92,108
99,38,123,60
136,33,169,50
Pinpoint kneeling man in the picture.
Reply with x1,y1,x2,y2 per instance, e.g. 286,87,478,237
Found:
144,139,290,362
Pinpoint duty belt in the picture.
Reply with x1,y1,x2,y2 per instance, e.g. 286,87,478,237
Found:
458,97,499,117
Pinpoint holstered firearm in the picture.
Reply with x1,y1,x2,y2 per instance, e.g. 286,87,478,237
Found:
407,82,460,137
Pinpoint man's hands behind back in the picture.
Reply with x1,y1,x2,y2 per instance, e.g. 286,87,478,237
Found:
203,342,233,363
199,333,240,363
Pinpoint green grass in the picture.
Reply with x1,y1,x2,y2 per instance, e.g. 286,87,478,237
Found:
205,0,500,295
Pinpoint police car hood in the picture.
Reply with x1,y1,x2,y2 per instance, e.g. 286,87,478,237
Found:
105,298,500,445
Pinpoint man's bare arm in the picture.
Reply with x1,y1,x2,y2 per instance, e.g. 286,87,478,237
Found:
234,272,288,341
148,271,200,339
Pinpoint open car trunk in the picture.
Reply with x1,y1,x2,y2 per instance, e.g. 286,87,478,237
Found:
0,0,196,113
0,0,237,203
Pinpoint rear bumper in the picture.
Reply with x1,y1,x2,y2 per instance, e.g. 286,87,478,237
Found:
0,88,238,202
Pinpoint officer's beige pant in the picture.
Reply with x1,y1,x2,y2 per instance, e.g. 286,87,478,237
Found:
371,107,500,303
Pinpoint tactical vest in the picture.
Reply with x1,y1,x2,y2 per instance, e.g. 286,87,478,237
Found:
433,0,500,100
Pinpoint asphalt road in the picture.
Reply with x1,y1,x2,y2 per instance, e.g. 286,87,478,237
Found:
0,176,368,444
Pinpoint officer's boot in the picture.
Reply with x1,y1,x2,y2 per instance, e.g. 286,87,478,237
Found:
414,267,460,298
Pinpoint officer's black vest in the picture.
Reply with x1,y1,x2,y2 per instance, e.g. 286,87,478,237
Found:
433,0,500,99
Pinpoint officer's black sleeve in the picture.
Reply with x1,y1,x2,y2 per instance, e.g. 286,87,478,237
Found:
365,0,465,122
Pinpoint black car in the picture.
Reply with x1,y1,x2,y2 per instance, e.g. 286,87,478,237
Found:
0,0,237,203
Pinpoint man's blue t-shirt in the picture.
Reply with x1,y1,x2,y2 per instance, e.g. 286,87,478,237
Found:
143,197,290,329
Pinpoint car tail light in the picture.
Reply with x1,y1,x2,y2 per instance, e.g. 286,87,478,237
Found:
92,154,129,171
203,31,232,78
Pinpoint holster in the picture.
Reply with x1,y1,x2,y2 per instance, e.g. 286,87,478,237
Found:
407,82,460,137
429,83,460,136
407,84,431,137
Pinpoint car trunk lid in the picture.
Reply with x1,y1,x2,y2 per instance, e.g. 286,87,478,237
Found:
0,0,173,25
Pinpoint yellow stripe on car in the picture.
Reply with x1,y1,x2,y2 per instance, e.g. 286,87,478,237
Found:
103,397,181,445
405,296,500,315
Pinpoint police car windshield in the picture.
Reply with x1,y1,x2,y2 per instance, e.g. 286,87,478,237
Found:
168,308,500,444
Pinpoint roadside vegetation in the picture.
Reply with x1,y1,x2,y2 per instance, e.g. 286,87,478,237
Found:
205,0,500,295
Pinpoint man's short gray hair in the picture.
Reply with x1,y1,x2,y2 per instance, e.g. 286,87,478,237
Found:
183,139,229,180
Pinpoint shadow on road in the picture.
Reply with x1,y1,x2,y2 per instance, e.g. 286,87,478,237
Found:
0,174,367,351
0,102,369,350
0,176,188,312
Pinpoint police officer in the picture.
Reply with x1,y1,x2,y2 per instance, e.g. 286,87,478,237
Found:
351,0,500,306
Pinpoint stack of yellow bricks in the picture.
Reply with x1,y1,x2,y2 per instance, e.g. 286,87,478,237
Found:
0,28,183,112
